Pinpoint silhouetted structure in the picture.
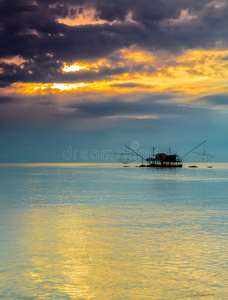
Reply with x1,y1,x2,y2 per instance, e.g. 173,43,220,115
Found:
146,152,182,168
125,141,206,168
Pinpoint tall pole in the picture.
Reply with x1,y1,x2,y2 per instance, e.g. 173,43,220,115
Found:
125,145,146,161
180,141,206,159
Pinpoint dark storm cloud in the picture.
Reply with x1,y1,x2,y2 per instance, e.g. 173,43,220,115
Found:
111,83,149,88
0,96,17,104
0,94,57,128
1,0,228,86
0,59,129,84
199,94,228,106
64,94,202,120
0,92,198,128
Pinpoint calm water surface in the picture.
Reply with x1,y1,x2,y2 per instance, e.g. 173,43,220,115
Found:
0,163,227,299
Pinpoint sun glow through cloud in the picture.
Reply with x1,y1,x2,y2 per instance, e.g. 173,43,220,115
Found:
3,48,228,107
62,63,88,72
1,0,228,162
62,59,112,73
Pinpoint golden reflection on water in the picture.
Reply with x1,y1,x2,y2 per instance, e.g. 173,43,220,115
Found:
15,203,227,299
0,163,228,168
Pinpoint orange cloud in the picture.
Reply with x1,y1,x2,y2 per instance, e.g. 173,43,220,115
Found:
62,59,111,73
57,6,137,27
57,7,106,26
3,48,228,105
0,55,27,66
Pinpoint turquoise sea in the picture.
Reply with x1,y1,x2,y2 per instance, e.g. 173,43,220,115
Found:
0,163,227,299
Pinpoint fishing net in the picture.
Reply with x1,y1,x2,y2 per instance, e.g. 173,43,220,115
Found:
113,153,139,164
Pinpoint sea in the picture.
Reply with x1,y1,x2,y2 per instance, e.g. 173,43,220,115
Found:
0,163,227,300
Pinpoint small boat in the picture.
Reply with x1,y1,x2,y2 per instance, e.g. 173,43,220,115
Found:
189,165,198,168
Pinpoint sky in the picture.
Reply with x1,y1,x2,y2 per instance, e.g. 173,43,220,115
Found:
0,0,228,162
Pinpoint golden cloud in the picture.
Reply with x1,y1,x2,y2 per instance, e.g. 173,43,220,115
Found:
3,48,228,105
57,7,106,26
0,55,27,66
57,6,137,27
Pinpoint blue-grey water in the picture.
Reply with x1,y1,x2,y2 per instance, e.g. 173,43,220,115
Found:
0,163,227,299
